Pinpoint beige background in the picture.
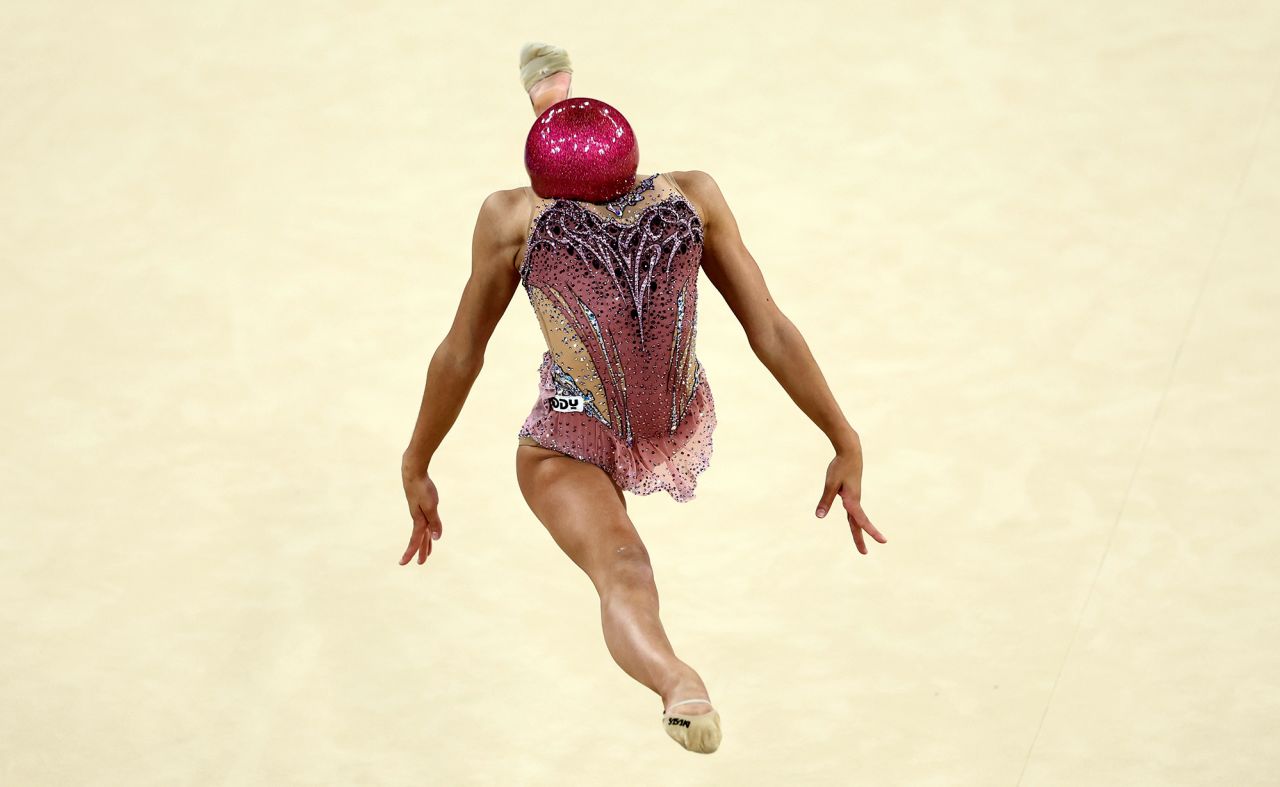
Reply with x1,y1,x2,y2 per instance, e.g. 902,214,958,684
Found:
3,1,1278,785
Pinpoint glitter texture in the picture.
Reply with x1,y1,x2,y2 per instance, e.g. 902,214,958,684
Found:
517,171,716,502
524,97,640,203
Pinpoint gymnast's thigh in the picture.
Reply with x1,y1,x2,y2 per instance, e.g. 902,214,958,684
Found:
515,442,644,584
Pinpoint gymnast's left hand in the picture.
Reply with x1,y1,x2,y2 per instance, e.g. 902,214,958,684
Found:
815,438,887,555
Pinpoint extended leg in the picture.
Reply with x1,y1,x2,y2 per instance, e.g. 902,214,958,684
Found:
514,444,713,713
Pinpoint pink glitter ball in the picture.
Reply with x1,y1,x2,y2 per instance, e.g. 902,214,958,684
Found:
524,97,639,203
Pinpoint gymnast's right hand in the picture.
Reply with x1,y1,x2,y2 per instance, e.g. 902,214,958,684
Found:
400,456,444,566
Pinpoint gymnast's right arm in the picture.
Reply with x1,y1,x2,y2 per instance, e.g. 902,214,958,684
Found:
399,189,525,566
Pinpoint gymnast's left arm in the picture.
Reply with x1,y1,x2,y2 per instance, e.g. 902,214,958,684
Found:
681,169,886,554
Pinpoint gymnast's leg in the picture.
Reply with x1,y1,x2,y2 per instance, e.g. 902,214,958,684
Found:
514,444,715,717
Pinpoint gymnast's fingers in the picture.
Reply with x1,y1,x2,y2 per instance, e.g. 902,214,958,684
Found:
400,506,428,565
848,509,868,554
400,529,422,565
852,504,886,544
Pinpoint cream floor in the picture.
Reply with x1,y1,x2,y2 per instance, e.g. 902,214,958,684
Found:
2,2,1277,785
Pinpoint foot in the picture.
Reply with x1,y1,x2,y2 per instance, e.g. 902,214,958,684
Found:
661,671,714,716
528,71,571,113
665,698,714,715
519,41,573,114
661,695,722,754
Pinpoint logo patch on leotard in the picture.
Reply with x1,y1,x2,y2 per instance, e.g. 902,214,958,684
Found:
547,394,585,412
667,717,691,728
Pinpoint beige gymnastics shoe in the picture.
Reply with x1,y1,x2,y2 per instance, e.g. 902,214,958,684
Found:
661,698,722,754
519,41,573,96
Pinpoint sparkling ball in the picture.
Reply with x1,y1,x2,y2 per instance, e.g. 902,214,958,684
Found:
524,97,639,202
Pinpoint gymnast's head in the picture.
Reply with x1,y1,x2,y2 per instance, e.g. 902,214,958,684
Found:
524,97,639,203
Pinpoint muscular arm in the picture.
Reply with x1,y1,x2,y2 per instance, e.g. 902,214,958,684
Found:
402,189,525,474
680,169,860,455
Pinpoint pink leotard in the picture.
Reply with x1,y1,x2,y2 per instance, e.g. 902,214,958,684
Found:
516,171,716,502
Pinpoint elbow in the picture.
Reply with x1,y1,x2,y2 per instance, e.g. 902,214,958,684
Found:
746,314,793,358
434,338,485,376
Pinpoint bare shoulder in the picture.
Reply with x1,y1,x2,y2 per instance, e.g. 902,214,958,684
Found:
668,170,724,229
480,185,533,233
472,186,534,275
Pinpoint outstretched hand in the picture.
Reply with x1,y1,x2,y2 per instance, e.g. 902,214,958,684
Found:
400,457,443,566
815,440,886,555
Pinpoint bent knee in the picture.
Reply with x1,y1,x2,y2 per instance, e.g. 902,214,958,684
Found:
610,541,651,566
597,541,654,585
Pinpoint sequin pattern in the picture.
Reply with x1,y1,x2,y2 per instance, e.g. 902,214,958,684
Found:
517,172,716,502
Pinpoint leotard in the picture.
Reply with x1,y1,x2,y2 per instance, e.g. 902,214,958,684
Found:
516,172,716,502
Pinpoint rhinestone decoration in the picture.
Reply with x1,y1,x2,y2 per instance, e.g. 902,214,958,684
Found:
517,173,716,502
